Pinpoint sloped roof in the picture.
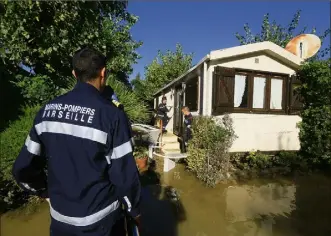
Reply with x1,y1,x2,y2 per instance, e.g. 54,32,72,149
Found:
209,41,303,66
154,41,303,96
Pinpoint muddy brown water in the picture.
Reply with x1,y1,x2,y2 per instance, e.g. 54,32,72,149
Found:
1,164,331,236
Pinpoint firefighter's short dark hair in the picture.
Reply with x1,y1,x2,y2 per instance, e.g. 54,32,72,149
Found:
72,47,106,82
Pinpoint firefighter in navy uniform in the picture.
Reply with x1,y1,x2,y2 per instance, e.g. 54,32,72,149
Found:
12,47,141,236
181,106,193,153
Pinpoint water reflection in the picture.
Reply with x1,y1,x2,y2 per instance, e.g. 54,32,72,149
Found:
225,183,296,236
161,165,331,236
139,160,186,236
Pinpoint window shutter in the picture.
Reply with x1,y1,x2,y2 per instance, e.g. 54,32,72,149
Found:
212,66,235,114
288,74,303,114
185,77,198,111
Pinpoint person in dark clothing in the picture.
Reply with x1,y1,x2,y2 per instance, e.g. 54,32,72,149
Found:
101,86,124,110
181,106,193,153
11,47,141,236
157,96,172,133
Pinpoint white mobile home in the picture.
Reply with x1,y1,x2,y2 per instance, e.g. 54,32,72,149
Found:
153,42,304,152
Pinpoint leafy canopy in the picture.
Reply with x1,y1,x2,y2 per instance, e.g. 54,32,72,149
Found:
132,44,193,101
0,0,141,103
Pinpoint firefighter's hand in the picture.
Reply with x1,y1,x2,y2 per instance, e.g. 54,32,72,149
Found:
134,214,142,232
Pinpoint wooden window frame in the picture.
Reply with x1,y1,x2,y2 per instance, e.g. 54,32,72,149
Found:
184,77,199,112
212,67,291,115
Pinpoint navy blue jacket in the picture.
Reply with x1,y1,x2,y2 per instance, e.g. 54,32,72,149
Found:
157,103,169,118
183,113,193,142
12,82,141,229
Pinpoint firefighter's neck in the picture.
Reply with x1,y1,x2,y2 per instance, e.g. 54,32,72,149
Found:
87,78,103,92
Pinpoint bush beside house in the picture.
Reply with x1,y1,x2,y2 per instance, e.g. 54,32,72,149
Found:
186,115,237,187
297,59,331,166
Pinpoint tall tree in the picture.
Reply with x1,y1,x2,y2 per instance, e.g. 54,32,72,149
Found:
131,73,145,100
235,10,330,60
132,44,193,101
0,0,141,103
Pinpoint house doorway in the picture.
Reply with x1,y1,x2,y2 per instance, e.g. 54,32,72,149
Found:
173,86,184,136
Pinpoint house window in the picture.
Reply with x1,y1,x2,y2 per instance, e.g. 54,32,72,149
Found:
252,76,267,109
185,77,198,111
212,66,299,115
270,78,283,110
234,74,248,108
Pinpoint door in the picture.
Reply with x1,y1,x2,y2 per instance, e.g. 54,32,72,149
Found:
173,86,184,136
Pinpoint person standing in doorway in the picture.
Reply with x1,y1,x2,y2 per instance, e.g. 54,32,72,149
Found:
181,106,193,153
157,96,172,133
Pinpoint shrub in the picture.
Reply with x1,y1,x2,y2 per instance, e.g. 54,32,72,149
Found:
246,151,272,169
186,115,237,187
231,150,307,178
0,105,40,209
106,78,150,123
14,75,62,105
297,60,331,166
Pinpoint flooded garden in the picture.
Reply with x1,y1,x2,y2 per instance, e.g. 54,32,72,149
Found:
1,162,331,236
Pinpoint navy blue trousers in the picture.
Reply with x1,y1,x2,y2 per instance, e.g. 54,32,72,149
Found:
50,217,126,236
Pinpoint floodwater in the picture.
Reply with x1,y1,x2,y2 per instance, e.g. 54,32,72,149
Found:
1,164,331,236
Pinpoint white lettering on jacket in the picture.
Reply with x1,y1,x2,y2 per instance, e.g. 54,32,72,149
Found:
43,103,95,124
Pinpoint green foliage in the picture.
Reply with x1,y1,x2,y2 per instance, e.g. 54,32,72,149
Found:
0,105,41,209
131,73,145,101
133,146,148,160
0,61,24,131
231,151,305,177
106,77,149,123
235,10,330,59
245,151,271,169
0,0,141,101
132,44,193,101
297,60,331,165
15,75,62,104
186,115,237,187
273,151,305,170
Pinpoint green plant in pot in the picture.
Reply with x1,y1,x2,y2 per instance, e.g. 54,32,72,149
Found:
134,146,149,170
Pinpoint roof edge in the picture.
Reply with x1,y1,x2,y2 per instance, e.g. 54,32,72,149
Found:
153,54,210,96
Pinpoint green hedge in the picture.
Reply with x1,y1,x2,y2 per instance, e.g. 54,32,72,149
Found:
0,105,40,209
297,60,331,166
186,115,237,187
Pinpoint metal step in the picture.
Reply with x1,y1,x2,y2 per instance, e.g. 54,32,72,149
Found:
153,152,187,172
163,149,181,155
162,142,179,150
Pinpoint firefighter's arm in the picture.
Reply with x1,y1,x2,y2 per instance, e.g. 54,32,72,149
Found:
12,114,48,198
187,116,193,129
107,110,141,218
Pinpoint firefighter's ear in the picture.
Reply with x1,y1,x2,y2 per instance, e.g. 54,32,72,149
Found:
72,70,77,79
100,67,106,88
100,67,106,79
